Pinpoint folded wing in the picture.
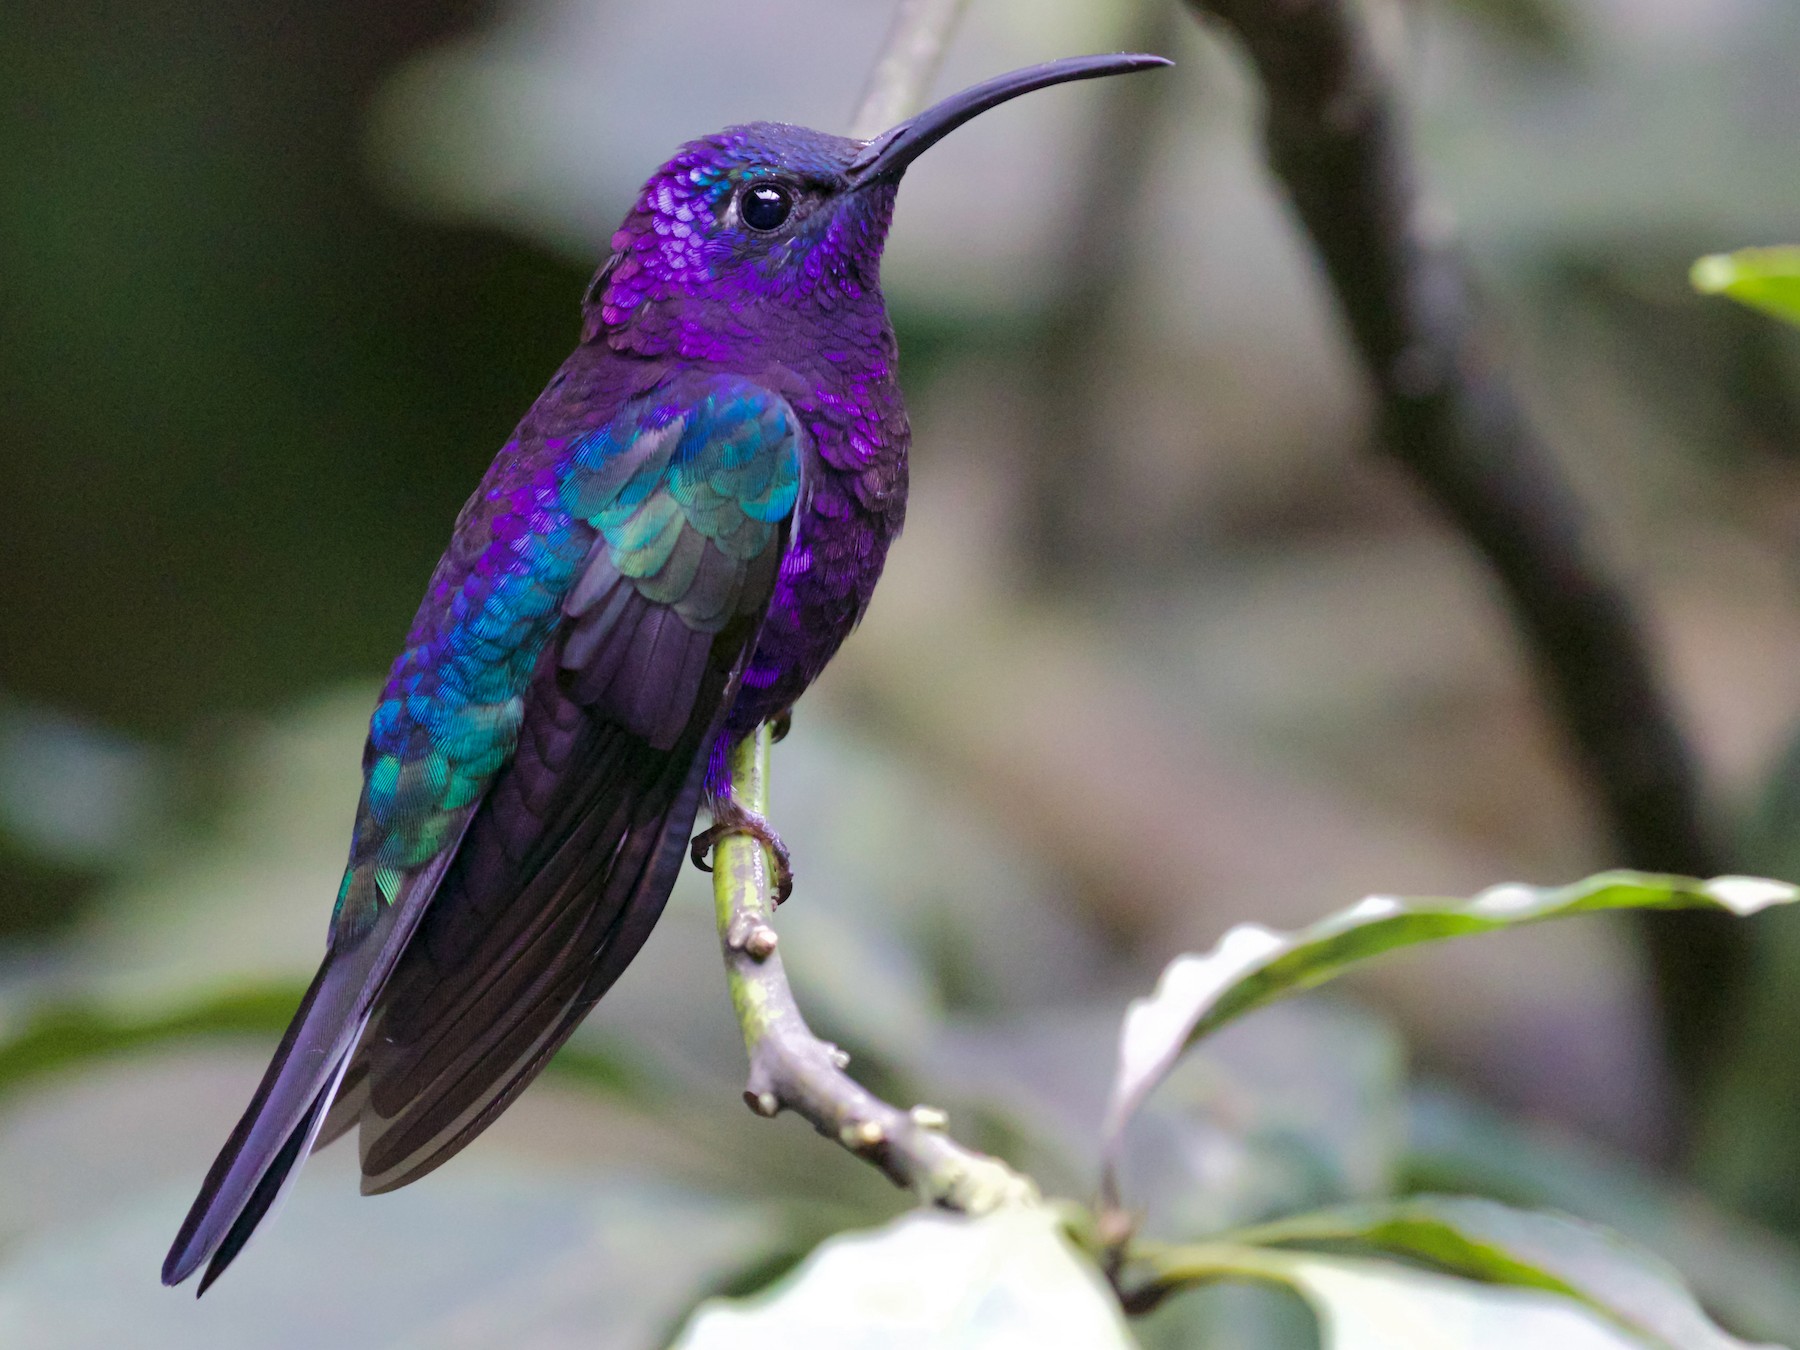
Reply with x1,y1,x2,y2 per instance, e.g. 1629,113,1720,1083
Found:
326,373,802,1194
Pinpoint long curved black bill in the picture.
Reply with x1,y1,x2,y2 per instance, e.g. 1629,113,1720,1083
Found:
849,53,1172,184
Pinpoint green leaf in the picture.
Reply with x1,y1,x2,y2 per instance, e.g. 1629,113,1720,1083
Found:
670,1208,1136,1349
1230,1195,1779,1350
1098,873,1796,1200
1406,1087,1800,1345
1131,1279,1318,1350
0,982,643,1103
1260,1251,1647,1350
0,985,303,1100
1691,249,1800,327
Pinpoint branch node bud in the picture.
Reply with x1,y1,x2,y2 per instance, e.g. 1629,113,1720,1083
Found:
839,1118,886,1150
726,913,778,959
745,923,778,960
744,1089,781,1118
910,1104,949,1130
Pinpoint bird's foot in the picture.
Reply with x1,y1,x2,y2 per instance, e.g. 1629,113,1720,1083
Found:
691,802,794,903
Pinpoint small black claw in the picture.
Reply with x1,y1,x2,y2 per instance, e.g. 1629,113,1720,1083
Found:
769,710,794,743
690,827,720,873
769,848,794,905
690,806,795,903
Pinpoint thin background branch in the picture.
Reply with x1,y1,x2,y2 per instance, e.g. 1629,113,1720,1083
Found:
852,0,974,140
1177,0,1739,1107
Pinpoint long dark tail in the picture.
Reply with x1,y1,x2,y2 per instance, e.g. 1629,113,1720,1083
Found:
160,694,709,1292
160,843,457,1292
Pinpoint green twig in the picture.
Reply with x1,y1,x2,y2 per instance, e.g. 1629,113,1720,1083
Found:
702,0,1030,1216
712,726,1035,1211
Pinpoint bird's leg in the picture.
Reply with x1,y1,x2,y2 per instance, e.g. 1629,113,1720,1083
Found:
692,714,795,899
692,796,794,903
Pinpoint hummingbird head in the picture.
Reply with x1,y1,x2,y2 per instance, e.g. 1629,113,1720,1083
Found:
585,53,1171,358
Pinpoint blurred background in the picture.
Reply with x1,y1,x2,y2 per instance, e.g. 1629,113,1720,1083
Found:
3,0,1800,1343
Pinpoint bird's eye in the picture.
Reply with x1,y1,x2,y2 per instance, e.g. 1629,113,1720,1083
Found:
740,183,793,232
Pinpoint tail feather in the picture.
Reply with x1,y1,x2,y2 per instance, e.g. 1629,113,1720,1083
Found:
161,954,368,1289
193,1060,346,1295
161,846,461,1290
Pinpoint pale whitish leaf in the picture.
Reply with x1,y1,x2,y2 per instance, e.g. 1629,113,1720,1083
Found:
1237,1195,1783,1350
1099,873,1796,1198
1287,1253,1645,1350
1143,1245,1648,1350
670,1208,1135,1350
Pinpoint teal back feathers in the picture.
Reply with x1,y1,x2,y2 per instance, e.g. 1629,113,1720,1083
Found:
331,373,800,944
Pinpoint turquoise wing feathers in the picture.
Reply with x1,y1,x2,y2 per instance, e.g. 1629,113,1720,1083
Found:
330,372,802,945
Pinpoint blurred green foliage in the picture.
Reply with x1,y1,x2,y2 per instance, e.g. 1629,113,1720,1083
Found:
1,703,1792,1342
0,0,587,738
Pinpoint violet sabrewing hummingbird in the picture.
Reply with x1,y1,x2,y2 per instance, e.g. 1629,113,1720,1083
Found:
162,52,1170,1293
